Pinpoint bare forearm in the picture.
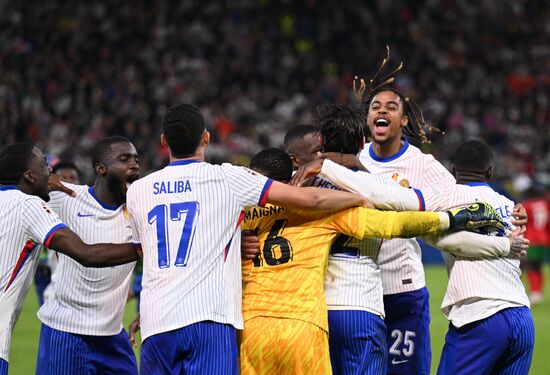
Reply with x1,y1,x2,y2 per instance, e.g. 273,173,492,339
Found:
305,187,368,211
266,181,368,211
49,228,139,267
82,243,139,267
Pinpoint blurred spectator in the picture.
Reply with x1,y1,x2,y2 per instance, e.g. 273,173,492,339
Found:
0,0,548,196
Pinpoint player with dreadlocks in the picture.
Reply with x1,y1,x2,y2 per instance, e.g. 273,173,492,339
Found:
354,47,527,375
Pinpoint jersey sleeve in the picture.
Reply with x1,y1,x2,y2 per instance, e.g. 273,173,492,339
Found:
319,159,423,211
417,155,458,211
329,207,443,240
47,182,79,213
424,231,510,258
221,164,273,208
21,197,67,247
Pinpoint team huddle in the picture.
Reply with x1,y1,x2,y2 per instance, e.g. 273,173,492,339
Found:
0,59,535,375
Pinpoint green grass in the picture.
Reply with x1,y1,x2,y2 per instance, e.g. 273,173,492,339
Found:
426,265,550,375
8,266,550,374
9,294,141,374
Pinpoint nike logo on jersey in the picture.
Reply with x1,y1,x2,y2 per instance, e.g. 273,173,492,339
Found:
77,212,94,217
391,358,409,365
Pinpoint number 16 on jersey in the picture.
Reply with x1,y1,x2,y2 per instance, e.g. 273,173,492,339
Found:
148,201,200,269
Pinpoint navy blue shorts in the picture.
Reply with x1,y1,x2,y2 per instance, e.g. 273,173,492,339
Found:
36,324,137,375
140,321,238,375
384,287,431,375
437,306,534,375
328,310,387,375
0,358,7,375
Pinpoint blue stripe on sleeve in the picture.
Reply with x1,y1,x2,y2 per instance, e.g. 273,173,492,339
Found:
258,179,273,206
413,188,426,211
43,223,68,245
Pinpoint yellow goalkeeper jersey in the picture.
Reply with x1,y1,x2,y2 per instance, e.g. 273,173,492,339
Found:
241,204,441,332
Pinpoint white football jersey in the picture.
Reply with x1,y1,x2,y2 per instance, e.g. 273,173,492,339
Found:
442,183,529,327
0,186,66,362
38,184,136,335
359,140,457,294
309,177,385,317
127,160,271,341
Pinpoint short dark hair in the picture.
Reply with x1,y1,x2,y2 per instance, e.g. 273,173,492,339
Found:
283,124,319,148
52,160,80,176
0,142,36,184
453,140,494,173
316,104,364,154
162,103,206,158
250,148,293,183
91,136,132,170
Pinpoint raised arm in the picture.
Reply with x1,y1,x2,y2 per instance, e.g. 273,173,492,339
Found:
266,180,373,211
318,159,424,211
48,227,139,267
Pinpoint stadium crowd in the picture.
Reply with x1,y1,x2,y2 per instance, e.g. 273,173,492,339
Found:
1,0,549,195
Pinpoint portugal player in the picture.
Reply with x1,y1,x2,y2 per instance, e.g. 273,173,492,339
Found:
522,184,550,304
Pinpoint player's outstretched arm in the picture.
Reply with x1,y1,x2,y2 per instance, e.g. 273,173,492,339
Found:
446,202,505,232
267,180,373,211
422,232,529,259
351,202,504,240
317,159,422,211
48,227,139,267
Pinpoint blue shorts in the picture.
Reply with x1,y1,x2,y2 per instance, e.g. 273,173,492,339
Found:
132,273,142,311
383,287,431,375
437,306,534,375
328,310,387,375
36,324,137,375
0,358,7,375
140,321,238,375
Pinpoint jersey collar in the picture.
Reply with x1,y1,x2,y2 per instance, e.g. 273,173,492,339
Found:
369,138,409,163
168,160,200,166
0,185,19,191
464,181,492,188
88,186,120,211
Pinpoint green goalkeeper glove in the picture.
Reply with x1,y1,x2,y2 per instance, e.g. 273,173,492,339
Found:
446,202,505,232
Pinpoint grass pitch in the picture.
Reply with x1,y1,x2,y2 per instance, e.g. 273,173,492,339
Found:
8,265,550,374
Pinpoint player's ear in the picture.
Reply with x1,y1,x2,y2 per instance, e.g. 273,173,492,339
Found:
160,133,169,147
401,115,409,127
486,166,494,180
202,130,210,146
94,162,106,176
288,153,299,169
22,169,35,184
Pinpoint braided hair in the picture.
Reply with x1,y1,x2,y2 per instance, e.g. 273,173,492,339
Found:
354,46,442,144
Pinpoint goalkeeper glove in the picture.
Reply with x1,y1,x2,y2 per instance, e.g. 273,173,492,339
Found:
446,202,505,232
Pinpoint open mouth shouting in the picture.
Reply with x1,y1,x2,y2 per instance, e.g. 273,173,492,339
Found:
372,116,390,137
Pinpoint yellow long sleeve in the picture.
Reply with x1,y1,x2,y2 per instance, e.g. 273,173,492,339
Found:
357,208,443,239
